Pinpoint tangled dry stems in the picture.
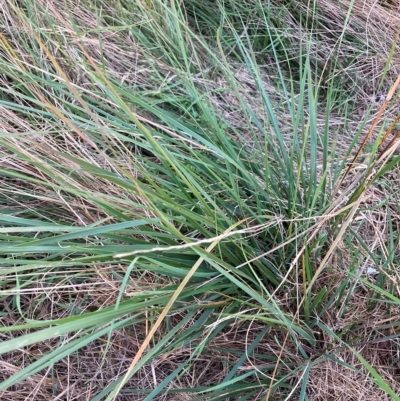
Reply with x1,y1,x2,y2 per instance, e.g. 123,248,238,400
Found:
0,0,399,399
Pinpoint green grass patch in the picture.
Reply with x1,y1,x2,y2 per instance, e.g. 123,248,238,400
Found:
0,0,399,399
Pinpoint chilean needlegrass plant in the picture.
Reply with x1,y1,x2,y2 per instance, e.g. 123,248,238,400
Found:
0,0,399,400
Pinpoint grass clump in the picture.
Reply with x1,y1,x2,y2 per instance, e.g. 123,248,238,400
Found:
0,0,400,400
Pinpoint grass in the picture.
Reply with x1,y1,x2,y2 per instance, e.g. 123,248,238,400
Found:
0,0,400,400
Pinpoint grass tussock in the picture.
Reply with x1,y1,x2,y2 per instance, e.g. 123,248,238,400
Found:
0,0,400,400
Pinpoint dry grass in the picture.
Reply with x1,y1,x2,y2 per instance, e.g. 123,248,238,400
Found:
306,294,400,401
0,0,400,400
